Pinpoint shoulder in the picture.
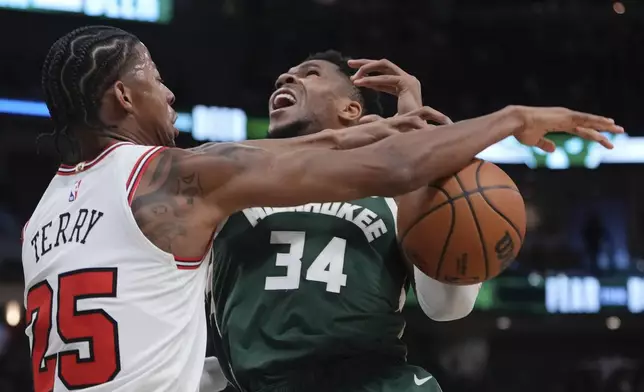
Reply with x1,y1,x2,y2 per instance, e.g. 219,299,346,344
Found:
131,143,272,226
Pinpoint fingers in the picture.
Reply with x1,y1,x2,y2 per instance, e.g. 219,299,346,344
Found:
347,59,373,69
353,75,400,95
535,137,556,153
569,111,624,134
359,114,383,124
348,58,404,80
574,127,614,149
389,115,427,132
407,106,453,125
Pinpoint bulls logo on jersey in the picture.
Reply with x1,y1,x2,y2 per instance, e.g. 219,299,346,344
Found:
69,179,82,202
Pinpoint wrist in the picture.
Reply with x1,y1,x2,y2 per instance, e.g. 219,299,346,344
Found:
503,105,529,132
499,105,528,138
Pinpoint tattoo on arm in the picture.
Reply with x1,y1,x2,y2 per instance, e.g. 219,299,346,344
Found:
130,144,268,253
131,150,204,253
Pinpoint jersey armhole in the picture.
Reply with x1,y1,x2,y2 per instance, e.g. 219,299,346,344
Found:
126,146,168,204
123,145,213,270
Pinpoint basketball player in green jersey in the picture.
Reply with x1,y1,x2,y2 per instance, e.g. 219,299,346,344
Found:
206,51,621,392
208,51,481,392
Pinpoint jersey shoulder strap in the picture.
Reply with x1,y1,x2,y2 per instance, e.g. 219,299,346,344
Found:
122,145,167,204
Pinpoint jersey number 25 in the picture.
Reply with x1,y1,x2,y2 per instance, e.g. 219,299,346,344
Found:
26,268,120,392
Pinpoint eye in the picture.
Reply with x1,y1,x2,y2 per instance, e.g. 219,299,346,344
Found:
306,70,320,77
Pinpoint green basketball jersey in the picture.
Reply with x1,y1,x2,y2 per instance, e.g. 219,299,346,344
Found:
209,198,409,391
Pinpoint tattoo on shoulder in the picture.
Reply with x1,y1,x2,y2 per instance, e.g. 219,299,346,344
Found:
131,149,204,253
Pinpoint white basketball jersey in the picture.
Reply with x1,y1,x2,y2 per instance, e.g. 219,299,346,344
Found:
22,142,210,392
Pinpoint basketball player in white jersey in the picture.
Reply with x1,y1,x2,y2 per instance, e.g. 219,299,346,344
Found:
22,25,621,392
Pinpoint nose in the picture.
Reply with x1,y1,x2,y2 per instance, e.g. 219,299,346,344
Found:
167,89,176,106
275,73,297,89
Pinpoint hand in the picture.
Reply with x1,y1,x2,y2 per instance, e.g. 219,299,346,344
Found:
359,106,450,128
336,109,436,149
348,58,451,124
347,59,419,115
512,106,624,152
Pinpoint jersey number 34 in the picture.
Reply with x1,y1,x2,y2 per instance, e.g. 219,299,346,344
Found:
265,231,348,294
26,268,120,392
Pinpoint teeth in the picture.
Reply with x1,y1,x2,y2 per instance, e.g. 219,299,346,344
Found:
273,92,296,109
277,93,295,102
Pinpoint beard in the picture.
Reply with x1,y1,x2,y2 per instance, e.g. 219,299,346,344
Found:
267,119,317,139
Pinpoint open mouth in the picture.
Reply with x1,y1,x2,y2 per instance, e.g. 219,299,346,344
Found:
271,89,297,111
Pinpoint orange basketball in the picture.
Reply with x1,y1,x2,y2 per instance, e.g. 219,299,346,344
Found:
397,159,526,284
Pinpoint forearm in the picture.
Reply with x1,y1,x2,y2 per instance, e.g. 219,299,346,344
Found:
414,266,481,321
239,131,342,153
190,131,341,155
375,106,524,190
193,123,398,155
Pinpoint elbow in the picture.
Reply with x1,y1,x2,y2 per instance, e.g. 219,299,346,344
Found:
417,288,476,322
414,266,479,322
422,297,476,322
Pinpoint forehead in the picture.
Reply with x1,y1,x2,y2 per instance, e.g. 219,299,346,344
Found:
288,60,342,77
129,43,158,74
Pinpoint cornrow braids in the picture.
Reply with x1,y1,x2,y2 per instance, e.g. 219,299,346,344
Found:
41,25,141,162
305,50,383,117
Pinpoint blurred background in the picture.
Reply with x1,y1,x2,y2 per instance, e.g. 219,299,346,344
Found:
0,0,643,391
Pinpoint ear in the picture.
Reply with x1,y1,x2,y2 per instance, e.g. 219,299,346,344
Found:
337,99,363,124
112,81,135,114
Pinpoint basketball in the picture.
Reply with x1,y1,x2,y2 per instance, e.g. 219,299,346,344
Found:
397,159,526,285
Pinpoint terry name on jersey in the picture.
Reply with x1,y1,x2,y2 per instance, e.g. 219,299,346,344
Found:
28,208,105,262
242,202,389,243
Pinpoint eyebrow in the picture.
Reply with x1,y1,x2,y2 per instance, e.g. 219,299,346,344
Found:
291,62,320,73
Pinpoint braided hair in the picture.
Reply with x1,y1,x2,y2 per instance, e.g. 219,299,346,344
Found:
305,50,383,117
41,25,141,163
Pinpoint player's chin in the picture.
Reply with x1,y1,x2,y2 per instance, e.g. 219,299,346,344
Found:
267,120,292,139
160,127,178,147
268,113,307,139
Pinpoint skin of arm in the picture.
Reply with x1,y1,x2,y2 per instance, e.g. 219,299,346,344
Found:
190,124,401,155
131,106,523,258
198,106,521,217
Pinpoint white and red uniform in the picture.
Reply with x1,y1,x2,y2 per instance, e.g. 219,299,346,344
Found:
22,142,211,392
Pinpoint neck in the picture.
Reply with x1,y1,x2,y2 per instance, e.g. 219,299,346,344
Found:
69,131,133,164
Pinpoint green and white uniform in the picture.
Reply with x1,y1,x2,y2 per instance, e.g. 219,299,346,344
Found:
209,198,442,392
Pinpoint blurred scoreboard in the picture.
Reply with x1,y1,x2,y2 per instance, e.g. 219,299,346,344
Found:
0,0,173,23
406,274,644,314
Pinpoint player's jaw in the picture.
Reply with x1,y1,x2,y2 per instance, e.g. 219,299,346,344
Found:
138,107,178,147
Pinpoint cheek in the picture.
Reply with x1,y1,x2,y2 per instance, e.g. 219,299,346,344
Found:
307,90,335,111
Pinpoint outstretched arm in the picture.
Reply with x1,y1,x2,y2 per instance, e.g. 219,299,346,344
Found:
133,106,619,258
152,106,618,222
171,107,526,224
191,123,403,155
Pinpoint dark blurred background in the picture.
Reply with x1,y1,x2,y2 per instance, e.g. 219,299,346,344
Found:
1,0,643,391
